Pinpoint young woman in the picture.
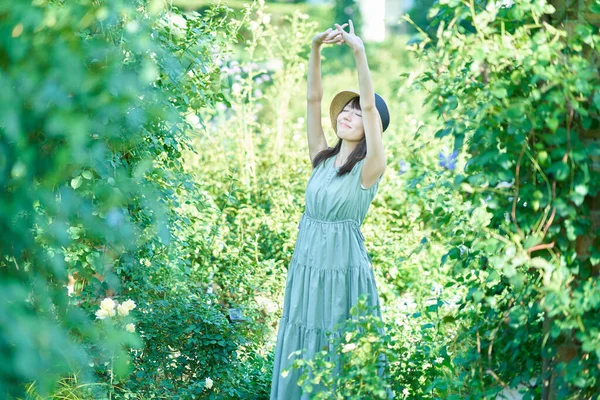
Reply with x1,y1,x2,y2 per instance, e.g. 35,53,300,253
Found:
270,20,391,399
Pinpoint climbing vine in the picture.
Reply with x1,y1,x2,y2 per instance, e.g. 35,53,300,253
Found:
404,0,600,397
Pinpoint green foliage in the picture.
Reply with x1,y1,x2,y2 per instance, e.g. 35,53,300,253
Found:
7,0,599,397
119,293,245,398
333,0,362,35
403,0,600,397
283,294,395,399
1,0,236,397
174,0,335,33
406,0,441,37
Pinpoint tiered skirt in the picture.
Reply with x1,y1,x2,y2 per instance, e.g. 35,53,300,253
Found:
270,212,386,400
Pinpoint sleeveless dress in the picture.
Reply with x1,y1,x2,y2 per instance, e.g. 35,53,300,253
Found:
270,155,388,400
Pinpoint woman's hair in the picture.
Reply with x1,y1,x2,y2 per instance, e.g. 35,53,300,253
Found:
312,96,366,176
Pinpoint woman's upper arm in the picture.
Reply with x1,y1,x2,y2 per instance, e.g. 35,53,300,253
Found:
360,155,386,190
307,98,328,163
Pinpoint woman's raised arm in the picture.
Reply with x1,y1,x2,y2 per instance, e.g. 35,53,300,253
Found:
306,27,345,164
334,20,386,187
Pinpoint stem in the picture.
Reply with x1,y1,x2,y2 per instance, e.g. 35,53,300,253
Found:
109,352,114,400
524,149,552,237
526,241,556,254
476,330,485,395
541,181,557,238
466,0,486,42
512,141,526,238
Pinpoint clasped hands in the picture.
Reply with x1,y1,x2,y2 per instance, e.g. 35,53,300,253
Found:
312,19,364,53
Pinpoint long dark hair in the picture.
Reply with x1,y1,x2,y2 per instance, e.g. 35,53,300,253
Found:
311,97,366,176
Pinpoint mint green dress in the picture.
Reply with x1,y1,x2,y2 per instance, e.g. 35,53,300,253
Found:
270,155,387,400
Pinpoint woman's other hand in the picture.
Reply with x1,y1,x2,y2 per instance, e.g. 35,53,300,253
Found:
312,23,348,46
334,19,364,53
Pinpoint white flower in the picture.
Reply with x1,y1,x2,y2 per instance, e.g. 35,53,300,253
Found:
186,113,200,126
435,357,444,364
126,323,136,333
204,377,213,389
262,15,270,24
232,83,242,94
341,343,357,353
100,298,116,312
118,299,137,316
254,295,277,313
95,308,114,319
117,304,130,316
402,387,410,397
123,299,137,309
495,0,514,8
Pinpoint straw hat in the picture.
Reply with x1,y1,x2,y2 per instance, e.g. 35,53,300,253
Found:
329,89,390,134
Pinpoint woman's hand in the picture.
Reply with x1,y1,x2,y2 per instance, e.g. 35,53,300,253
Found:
334,19,364,53
312,23,348,46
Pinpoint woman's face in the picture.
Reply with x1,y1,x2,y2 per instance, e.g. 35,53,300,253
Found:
336,103,364,141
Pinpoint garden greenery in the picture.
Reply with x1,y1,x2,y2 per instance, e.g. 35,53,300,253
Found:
398,0,600,397
2,0,599,399
1,0,240,397
287,0,600,398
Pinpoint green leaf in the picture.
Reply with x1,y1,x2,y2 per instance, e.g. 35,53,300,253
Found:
71,176,83,189
471,289,484,303
509,273,524,292
491,87,508,99
435,127,452,139
546,116,559,132
546,161,569,181
530,257,551,269
590,249,600,266
574,184,588,197
523,235,542,249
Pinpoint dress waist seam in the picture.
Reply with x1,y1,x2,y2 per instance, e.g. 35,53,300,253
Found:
300,211,359,226
298,212,364,242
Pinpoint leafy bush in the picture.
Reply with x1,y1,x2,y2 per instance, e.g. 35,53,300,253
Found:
1,0,235,397
285,294,395,399
402,0,600,397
